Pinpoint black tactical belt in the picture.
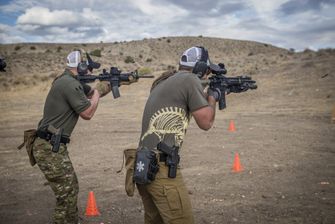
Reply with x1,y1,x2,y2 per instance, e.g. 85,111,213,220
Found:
36,130,70,145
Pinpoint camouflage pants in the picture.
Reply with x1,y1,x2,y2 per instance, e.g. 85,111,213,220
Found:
33,137,79,224
137,162,194,224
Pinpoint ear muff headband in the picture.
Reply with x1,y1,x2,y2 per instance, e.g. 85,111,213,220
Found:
192,46,209,78
77,62,88,75
196,46,209,64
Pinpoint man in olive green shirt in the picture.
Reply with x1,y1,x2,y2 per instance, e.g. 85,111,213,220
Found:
33,50,110,224
136,46,221,224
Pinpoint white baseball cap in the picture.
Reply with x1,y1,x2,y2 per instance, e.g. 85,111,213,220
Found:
66,51,82,67
179,46,211,68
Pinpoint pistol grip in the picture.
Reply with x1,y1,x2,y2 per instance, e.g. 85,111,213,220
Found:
218,93,226,110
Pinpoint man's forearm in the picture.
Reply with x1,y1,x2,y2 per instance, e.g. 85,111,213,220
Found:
207,95,217,122
89,89,100,114
80,90,100,120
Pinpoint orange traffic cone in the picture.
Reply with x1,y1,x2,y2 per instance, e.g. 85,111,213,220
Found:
85,191,100,216
228,120,236,132
232,153,243,172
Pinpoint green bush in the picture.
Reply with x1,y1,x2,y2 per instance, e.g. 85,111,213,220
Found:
30,46,36,50
57,46,62,52
90,49,102,57
146,58,153,62
166,39,171,43
138,67,152,75
14,45,21,51
124,56,135,63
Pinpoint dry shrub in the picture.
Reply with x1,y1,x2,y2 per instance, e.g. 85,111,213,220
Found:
124,56,135,63
90,49,102,57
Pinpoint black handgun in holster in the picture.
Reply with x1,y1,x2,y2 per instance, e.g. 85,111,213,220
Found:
47,125,64,153
157,142,180,178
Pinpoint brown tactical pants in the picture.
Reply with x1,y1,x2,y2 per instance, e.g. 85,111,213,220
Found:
137,162,194,224
33,137,79,224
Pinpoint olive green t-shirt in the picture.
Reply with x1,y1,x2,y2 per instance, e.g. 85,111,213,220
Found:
139,71,208,150
38,69,91,137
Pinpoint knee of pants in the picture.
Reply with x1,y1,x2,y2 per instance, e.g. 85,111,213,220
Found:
51,175,79,199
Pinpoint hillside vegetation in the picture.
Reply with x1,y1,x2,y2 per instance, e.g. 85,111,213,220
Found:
2,36,332,89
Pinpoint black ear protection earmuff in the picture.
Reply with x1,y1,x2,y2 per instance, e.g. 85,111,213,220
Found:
77,62,88,76
192,46,209,78
77,50,88,76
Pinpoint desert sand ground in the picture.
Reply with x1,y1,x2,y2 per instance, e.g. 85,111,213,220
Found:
0,37,334,224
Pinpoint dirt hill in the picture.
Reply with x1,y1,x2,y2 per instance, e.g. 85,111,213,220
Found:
0,36,288,87
0,37,334,224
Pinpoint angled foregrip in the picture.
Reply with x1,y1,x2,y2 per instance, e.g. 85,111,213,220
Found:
111,86,120,98
111,80,120,98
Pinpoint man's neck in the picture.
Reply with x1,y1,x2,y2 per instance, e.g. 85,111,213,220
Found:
66,67,78,76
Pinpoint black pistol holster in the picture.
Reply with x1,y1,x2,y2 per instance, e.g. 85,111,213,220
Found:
133,147,159,185
157,142,180,178
36,125,69,153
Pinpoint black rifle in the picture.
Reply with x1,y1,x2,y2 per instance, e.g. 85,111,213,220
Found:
77,67,154,98
157,142,180,178
208,63,257,110
47,125,64,153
